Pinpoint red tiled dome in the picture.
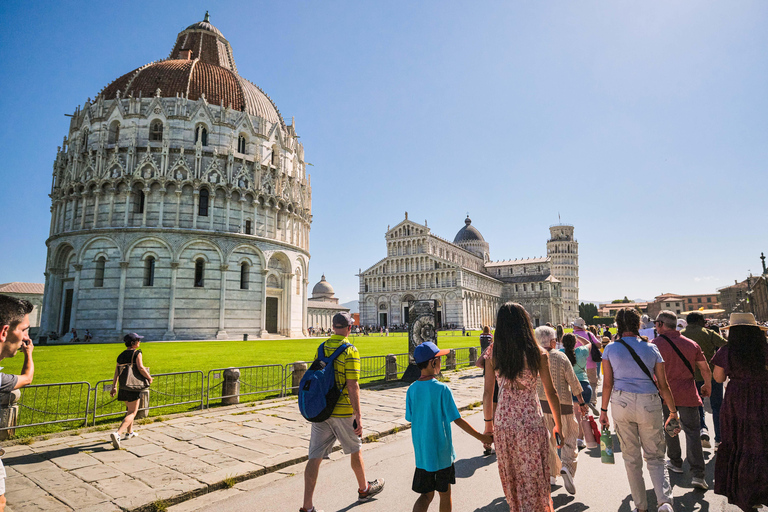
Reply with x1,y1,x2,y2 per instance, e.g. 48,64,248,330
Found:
95,14,283,125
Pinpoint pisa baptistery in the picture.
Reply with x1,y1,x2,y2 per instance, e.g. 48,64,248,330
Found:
41,14,312,341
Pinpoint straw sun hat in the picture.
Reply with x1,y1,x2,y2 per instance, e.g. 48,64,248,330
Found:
721,312,768,331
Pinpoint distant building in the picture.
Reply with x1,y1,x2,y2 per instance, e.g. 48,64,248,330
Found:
646,293,687,318
679,293,720,312
307,275,349,331
598,302,649,317
0,283,45,334
718,280,750,315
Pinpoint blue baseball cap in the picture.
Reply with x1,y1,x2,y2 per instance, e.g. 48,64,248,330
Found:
413,342,450,364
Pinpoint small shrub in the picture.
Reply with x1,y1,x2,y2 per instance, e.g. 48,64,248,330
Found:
152,499,169,512
223,476,236,488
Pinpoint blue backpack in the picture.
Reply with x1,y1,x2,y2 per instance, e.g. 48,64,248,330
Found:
298,341,351,422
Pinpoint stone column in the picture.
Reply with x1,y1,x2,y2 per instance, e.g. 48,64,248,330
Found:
157,189,165,228
469,347,478,366
123,191,132,227
216,264,229,339
164,262,179,340
0,390,21,441
291,362,307,395
175,190,182,227
69,195,78,231
115,261,129,334
92,192,100,229
135,389,150,420
446,349,456,371
107,191,115,227
224,193,231,232
222,368,240,405
192,191,199,229
260,269,268,335
208,193,215,230
40,272,51,336
239,198,246,233
141,187,150,227
302,277,309,336
385,354,398,381
79,193,87,230
69,264,82,330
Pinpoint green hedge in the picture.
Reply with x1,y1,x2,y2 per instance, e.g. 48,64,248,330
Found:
591,316,615,325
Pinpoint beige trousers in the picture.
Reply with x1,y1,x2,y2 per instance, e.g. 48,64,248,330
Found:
586,368,599,405
542,410,579,477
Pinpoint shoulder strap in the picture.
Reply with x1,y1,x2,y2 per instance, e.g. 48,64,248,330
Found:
616,339,658,390
659,334,694,376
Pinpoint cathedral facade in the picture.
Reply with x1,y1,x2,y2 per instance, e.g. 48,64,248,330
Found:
41,15,311,341
358,214,579,329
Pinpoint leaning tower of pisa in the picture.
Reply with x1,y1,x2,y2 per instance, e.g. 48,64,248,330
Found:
547,225,579,324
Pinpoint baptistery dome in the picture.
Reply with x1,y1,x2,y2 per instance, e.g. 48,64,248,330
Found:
453,216,490,261
311,275,335,300
41,14,312,342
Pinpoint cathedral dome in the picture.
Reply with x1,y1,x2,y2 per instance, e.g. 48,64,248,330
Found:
453,216,485,243
312,275,336,300
95,13,283,125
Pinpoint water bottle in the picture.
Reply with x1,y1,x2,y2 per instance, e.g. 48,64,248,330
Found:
601,427,615,464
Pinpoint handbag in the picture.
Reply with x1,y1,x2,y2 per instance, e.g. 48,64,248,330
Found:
581,415,600,449
118,350,149,391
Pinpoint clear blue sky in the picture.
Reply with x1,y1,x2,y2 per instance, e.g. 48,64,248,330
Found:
1,1,766,304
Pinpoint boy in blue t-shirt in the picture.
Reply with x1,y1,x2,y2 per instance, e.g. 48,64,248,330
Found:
406,342,493,512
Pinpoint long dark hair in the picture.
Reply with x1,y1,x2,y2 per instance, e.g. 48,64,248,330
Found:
492,303,541,380
562,333,577,365
728,325,768,376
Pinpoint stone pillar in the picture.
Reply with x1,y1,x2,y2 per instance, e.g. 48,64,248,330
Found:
175,190,182,227
69,195,78,231
79,193,87,230
239,198,246,233
39,272,51,336
107,191,115,227
69,264,82,330
385,354,398,381
164,262,179,340
135,389,150,420
469,347,478,367
157,189,165,228
291,362,307,395
216,264,229,339
302,277,309,336
224,193,231,232
446,349,456,371
260,270,268,335
0,390,21,441
115,261,129,334
222,368,240,406
92,192,100,229
123,191,131,227
192,190,199,229
208,192,215,230
141,187,150,227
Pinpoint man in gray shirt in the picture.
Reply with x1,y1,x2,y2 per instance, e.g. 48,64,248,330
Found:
0,294,36,511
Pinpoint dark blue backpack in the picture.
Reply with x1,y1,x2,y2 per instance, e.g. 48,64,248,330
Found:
298,341,351,422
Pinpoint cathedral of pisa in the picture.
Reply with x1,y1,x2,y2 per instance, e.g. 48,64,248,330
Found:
41,15,311,341
358,214,579,329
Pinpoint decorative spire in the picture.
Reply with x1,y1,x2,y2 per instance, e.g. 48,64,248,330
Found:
465,215,471,226
321,274,326,281
204,11,210,22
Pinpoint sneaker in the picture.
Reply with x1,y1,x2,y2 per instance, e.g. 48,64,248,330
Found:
358,478,384,501
560,466,576,495
658,503,674,512
700,429,711,448
124,432,139,440
692,476,708,490
577,438,586,449
665,460,683,474
110,432,121,450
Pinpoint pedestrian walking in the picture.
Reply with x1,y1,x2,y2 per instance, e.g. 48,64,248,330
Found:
599,307,679,512
534,326,588,494
479,325,492,354
556,324,564,349
561,333,591,448
482,303,562,511
573,318,601,406
300,312,383,512
681,311,726,450
711,313,768,511
0,295,36,512
406,342,492,512
109,333,152,449
651,311,711,490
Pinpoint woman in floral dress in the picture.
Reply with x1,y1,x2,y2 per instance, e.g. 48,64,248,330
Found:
483,302,563,510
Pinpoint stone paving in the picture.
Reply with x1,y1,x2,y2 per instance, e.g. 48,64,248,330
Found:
1,367,485,512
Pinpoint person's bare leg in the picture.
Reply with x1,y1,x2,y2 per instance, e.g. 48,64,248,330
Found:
0,493,6,512
438,487,452,512
350,450,368,491
117,400,139,435
413,492,434,512
302,458,322,510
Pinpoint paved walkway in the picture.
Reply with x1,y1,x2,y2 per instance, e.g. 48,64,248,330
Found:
1,368,485,512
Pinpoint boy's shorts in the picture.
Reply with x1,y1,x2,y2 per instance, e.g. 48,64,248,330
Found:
412,464,455,494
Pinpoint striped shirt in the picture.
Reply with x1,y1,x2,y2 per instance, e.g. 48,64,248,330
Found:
323,335,360,418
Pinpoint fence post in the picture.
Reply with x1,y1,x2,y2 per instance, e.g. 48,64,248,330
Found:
469,347,478,367
0,390,20,440
292,362,307,395
385,354,398,381
222,368,241,406
446,349,456,371
135,389,150,420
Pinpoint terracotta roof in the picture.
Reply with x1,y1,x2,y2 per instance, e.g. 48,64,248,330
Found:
0,282,45,295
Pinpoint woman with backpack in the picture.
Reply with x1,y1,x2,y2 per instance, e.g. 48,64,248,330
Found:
108,333,153,450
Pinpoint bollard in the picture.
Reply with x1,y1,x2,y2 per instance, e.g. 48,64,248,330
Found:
446,349,456,371
469,347,478,367
385,354,398,381
135,389,150,420
292,362,307,395
0,390,20,440
222,368,241,406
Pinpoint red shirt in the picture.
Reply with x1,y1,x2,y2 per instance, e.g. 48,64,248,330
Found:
651,331,705,407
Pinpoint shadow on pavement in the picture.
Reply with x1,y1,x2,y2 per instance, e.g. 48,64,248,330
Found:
473,497,508,511
455,453,497,478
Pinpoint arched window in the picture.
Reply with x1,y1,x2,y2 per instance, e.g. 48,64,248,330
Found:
150,121,163,141
144,257,155,287
194,258,205,287
245,219,252,235
238,135,246,153
240,263,249,290
195,125,208,146
108,121,120,144
198,189,209,216
94,257,106,287
135,190,145,214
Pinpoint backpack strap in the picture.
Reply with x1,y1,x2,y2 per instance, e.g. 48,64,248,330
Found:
616,339,658,391
659,334,695,376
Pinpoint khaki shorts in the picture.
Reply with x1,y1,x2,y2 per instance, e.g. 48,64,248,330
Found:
308,417,362,460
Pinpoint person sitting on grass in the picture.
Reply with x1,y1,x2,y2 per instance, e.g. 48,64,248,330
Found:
406,342,493,512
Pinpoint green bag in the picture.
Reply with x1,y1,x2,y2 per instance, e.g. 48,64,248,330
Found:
601,427,615,464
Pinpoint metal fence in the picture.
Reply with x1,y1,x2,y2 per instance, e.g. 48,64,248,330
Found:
206,365,283,407
1,381,91,432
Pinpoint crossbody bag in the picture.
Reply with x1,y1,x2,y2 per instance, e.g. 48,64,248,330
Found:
658,334,695,377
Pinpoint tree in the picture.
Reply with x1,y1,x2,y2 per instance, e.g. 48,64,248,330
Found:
579,302,598,323
611,296,631,304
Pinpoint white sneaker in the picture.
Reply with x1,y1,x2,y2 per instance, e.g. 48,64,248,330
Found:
125,432,139,440
110,432,121,450
665,460,683,473
658,503,674,512
692,476,708,490
560,466,576,495
700,429,711,448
